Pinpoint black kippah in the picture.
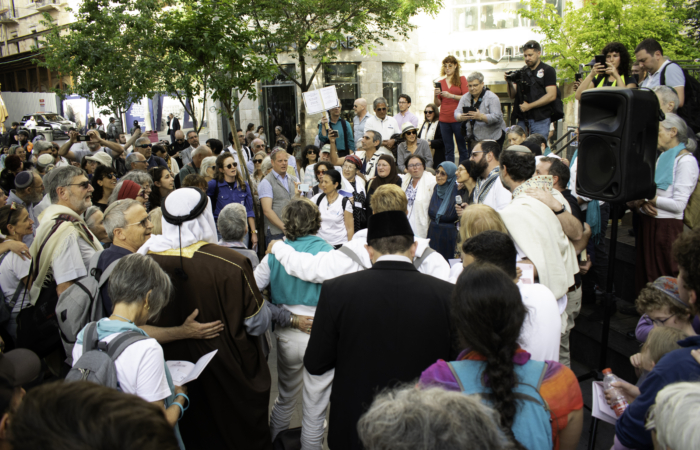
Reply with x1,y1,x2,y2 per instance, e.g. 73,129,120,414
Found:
367,211,414,242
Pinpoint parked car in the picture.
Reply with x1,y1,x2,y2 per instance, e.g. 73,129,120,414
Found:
20,113,76,139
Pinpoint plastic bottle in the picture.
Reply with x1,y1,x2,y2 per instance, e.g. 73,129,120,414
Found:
602,368,629,417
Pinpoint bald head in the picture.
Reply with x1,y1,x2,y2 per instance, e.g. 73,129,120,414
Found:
251,138,266,154
354,98,368,115
174,130,185,140
192,145,212,167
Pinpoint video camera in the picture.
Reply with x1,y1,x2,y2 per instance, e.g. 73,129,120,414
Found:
504,69,523,83
505,68,530,117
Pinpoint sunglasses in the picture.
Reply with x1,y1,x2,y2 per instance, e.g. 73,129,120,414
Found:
404,130,417,136
175,139,185,143
136,144,152,148
375,107,387,111
424,110,434,114
66,181,91,190
225,162,238,169
307,150,317,155
103,173,117,179
253,159,263,164
317,169,327,175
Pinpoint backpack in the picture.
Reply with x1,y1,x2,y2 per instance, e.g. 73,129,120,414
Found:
65,322,148,389
661,62,700,134
56,251,120,365
448,359,552,450
315,192,349,212
0,252,23,328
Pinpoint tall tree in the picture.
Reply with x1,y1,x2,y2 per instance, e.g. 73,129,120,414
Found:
245,0,444,144
161,0,278,178
518,0,699,82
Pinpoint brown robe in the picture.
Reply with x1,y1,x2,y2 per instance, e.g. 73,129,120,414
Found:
148,242,272,450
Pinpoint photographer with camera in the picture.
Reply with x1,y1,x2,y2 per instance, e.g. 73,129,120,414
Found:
506,41,557,137
454,72,506,151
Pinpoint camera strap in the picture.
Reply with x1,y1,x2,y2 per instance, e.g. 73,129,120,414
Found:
468,87,489,138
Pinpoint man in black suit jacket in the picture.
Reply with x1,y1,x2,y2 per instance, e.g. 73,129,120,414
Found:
167,113,181,144
304,210,456,450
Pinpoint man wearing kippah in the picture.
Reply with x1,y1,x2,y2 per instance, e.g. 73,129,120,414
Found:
303,209,455,450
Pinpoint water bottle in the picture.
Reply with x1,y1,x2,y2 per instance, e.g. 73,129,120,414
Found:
602,368,628,417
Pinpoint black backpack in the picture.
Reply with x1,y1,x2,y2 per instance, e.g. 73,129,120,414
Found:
315,193,349,211
661,61,700,134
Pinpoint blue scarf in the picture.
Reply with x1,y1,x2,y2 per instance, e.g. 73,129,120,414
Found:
436,162,458,224
655,143,685,191
544,146,552,156
77,319,185,449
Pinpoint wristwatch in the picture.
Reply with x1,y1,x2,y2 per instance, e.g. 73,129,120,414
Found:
554,203,566,215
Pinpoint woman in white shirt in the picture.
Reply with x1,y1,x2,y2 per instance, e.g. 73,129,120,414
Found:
401,154,436,239
72,254,188,449
629,113,699,293
342,155,367,232
311,169,354,248
0,203,34,340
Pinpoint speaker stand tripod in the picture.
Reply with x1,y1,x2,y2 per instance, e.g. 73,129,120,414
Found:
575,203,622,450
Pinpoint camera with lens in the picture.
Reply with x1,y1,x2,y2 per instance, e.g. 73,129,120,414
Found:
505,69,523,83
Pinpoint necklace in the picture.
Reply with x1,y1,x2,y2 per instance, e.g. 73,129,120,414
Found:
110,314,134,324
326,193,339,210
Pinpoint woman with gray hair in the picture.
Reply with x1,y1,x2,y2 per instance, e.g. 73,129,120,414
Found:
71,253,188,449
253,197,334,448
629,112,699,292
84,205,109,244
217,203,259,269
645,381,700,450
358,386,515,450
199,156,217,183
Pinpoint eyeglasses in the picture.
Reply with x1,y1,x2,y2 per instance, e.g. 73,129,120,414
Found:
66,181,91,190
424,110,434,114
436,171,447,176
187,136,197,140
317,169,327,175
253,159,263,164
651,314,676,327
375,108,387,111
136,144,152,148
404,130,417,136
398,101,408,104
225,162,238,169
125,216,151,229
135,160,148,164
407,164,423,169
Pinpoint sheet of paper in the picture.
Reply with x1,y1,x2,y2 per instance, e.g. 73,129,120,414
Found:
302,91,325,115
516,263,535,284
319,86,339,109
591,381,618,425
448,258,461,267
166,349,218,385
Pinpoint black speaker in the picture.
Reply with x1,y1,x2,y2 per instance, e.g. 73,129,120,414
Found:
577,88,659,202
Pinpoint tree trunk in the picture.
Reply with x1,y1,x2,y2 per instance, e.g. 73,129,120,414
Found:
227,113,250,181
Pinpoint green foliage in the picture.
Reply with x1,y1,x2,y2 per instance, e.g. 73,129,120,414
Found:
244,0,444,91
518,0,699,82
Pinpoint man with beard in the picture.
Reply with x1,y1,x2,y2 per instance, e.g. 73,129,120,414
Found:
180,130,200,167
7,171,44,246
57,130,127,163
466,140,511,211
506,40,557,137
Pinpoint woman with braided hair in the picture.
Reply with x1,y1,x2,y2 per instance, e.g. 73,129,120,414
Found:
421,263,583,450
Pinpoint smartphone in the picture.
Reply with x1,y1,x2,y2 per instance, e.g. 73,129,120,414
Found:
575,73,583,82
594,54,606,66
455,195,463,205
329,130,339,138
462,106,476,114
299,183,310,192
434,81,441,89
77,135,90,142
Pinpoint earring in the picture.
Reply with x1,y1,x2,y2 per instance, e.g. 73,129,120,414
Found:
144,303,150,311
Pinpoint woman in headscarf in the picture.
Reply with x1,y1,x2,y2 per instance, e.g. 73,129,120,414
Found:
365,155,402,217
427,161,460,260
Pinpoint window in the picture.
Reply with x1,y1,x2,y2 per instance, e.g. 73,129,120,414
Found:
323,63,359,122
382,63,402,117
452,0,563,32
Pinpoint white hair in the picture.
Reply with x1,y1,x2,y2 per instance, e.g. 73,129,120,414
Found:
199,156,217,177
653,86,680,113
192,145,210,159
646,381,700,450
467,72,484,83
660,112,697,152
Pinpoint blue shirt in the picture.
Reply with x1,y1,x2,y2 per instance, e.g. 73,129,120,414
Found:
206,179,255,220
615,335,700,449
147,155,168,170
318,118,356,153
353,114,372,144
258,171,291,199
96,245,133,315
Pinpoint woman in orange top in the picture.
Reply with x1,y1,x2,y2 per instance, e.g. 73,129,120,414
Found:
434,55,469,163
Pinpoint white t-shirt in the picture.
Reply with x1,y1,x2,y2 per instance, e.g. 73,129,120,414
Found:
72,326,171,403
311,193,353,246
0,252,32,313
518,283,561,362
475,175,511,212
52,233,97,284
364,115,400,144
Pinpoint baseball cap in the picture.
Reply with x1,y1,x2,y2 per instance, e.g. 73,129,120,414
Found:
0,349,41,387
320,144,331,154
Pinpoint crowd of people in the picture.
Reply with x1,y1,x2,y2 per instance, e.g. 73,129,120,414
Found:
0,35,698,450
